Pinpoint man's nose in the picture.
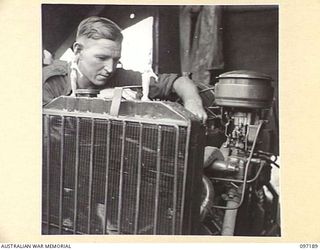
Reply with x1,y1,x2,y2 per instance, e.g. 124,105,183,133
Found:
103,59,115,73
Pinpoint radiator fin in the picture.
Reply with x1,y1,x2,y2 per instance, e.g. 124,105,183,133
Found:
42,99,202,235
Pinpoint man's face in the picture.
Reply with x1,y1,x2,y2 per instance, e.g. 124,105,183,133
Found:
76,38,121,86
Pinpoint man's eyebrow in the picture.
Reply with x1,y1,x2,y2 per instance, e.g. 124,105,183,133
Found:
95,53,109,56
94,53,113,58
94,54,121,60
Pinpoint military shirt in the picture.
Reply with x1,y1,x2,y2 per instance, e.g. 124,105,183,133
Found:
43,60,179,106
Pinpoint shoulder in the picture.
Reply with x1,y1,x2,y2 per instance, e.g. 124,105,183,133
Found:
42,61,71,105
43,60,69,84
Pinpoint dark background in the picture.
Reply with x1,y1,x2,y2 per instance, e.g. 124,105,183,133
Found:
42,5,278,77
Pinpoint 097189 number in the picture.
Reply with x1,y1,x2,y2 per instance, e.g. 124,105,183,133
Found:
300,244,318,248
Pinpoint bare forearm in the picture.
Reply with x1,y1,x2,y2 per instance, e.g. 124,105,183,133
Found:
173,76,202,103
173,76,207,122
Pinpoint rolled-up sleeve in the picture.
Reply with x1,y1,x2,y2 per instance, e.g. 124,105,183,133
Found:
149,73,180,100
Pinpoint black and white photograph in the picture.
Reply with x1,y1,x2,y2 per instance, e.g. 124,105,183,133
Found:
41,4,280,236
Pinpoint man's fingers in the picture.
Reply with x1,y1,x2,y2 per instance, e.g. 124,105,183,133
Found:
184,102,208,124
197,111,207,124
201,112,208,124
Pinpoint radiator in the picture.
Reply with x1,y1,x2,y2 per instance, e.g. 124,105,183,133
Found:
42,96,205,235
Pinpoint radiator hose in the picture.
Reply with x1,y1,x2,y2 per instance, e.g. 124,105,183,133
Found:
200,175,214,221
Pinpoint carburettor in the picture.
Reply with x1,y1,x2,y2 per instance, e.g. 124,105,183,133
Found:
215,70,274,152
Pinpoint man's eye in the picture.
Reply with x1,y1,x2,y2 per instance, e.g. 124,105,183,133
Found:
97,56,107,60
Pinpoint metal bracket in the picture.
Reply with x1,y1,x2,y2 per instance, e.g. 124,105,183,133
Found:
110,87,123,117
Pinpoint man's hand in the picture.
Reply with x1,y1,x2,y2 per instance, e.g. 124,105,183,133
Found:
184,99,208,123
173,76,208,123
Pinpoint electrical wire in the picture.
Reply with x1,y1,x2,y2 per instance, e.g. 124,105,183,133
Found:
199,87,215,93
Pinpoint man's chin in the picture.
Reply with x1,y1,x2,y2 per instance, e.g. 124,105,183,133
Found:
93,78,109,86
94,75,112,85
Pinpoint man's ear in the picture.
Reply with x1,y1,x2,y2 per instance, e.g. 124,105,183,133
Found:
73,42,83,57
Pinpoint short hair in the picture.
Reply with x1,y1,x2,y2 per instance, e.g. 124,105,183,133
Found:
76,16,123,42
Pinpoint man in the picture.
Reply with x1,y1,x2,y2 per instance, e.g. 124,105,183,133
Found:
43,16,207,123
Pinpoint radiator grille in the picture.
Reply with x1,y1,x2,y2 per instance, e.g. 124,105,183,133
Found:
42,97,204,235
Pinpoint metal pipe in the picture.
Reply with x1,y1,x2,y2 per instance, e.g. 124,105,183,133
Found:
172,125,180,235
45,115,51,234
153,125,162,234
73,117,80,234
117,121,126,232
180,125,191,234
200,175,214,221
58,116,65,234
103,120,111,234
221,197,239,235
134,123,143,234
87,118,95,233
206,160,238,173
209,158,265,184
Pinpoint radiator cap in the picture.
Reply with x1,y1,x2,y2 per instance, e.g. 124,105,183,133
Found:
75,89,100,97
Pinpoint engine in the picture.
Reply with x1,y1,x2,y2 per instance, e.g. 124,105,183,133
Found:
200,70,280,236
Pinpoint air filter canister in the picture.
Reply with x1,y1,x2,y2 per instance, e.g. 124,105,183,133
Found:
215,70,273,109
